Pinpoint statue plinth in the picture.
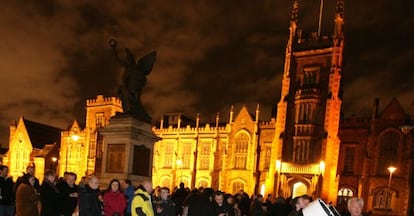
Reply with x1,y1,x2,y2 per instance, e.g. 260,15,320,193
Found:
98,113,159,186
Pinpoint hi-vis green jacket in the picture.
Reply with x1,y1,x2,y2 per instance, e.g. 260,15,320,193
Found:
131,188,155,216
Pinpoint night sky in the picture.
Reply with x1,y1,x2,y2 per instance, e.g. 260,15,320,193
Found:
0,0,413,146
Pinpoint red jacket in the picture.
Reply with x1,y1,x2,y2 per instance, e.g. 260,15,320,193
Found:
103,190,127,216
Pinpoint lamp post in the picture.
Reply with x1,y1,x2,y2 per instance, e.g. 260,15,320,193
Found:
387,166,397,209
176,159,183,184
51,157,57,174
275,160,281,196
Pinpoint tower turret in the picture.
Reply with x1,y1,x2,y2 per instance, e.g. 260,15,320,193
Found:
269,0,345,203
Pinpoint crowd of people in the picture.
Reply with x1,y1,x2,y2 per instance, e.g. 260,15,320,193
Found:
0,165,367,216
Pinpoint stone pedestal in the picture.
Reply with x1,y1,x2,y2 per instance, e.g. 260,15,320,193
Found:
99,114,159,186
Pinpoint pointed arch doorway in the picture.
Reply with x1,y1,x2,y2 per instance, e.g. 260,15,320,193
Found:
292,181,308,198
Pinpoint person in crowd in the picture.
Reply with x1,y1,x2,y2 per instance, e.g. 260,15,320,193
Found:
56,172,79,216
103,179,127,216
78,175,103,216
345,198,364,216
0,165,14,216
172,182,188,216
15,166,40,194
268,196,290,216
225,193,240,216
58,171,70,184
212,191,235,216
237,190,250,216
132,180,154,216
153,186,161,199
16,175,39,216
297,195,312,210
288,197,301,216
123,179,135,216
249,194,265,216
182,188,213,216
79,176,87,188
40,170,60,216
265,194,273,209
288,194,312,216
152,187,175,216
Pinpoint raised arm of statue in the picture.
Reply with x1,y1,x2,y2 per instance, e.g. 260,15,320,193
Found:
109,38,157,123
109,39,128,66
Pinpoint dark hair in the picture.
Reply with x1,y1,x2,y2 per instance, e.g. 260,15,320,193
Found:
0,165,8,171
44,170,55,177
224,193,232,200
107,179,121,192
214,190,224,197
125,179,132,185
22,174,34,185
300,194,313,202
68,172,77,180
160,187,170,193
291,197,300,207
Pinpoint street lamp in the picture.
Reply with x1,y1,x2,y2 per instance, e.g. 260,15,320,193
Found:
176,159,183,183
319,160,326,176
387,166,397,208
275,160,281,196
51,157,57,174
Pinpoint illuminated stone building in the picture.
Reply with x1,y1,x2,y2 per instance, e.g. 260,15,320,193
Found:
60,95,123,178
3,117,61,182
4,95,122,183
153,0,345,203
337,98,413,216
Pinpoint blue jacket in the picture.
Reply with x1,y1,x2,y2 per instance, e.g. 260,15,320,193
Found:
124,185,135,214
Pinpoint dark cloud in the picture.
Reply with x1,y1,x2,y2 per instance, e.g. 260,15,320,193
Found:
0,0,414,146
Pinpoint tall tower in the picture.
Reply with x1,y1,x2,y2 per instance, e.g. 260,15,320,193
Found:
270,0,344,203
85,95,123,175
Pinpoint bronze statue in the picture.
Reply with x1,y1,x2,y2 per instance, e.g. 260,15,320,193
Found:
109,39,156,123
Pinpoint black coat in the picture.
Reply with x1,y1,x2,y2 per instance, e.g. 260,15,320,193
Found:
56,181,79,216
40,179,60,216
185,192,214,216
78,185,102,216
212,202,235,216
0,176,14,206
153,198,176,216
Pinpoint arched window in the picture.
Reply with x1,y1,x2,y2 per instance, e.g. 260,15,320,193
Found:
377,131,400,175
182,142,192,169
199,142,211,170
337,187,354,212
232,181,245,194
163,144,173,168
198,180,209,188
373,188,392,209
233,132,249,169
292,182,307,198
161,178,170,188
293,139,310,163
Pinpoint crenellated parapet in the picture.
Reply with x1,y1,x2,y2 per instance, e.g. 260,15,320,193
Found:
154,123,228,134
293,34,334,51
86,94,122,108
259,120,275,129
